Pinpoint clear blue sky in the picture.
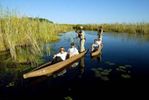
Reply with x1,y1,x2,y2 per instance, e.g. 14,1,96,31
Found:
0,0,149,24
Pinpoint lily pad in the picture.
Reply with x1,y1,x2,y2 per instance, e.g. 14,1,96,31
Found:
116,68,127,72
64,96,73,100
105,61,115,66
101,72,109,76
121,74,131,79
6,82,15,87
118,66,126,69
100,76,109,81
104,69,112,73
125,65,132,68
97,67,103,71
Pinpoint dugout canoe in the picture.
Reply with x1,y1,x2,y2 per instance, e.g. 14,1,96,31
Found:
23,50,87,79
91,45,102,57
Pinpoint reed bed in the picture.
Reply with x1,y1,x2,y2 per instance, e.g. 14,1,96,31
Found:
0,8,72,61
79,23,149,34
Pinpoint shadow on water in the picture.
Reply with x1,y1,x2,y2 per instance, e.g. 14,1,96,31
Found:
1,31,149,99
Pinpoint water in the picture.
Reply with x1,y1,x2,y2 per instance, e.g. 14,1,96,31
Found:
0,31,149,99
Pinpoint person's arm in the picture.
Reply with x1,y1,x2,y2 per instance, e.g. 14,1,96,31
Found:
75,48,79,55
80,32,84,39
53,54,57,59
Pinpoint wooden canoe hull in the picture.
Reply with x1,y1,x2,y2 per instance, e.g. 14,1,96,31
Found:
23,51,87,79
91,45,102,57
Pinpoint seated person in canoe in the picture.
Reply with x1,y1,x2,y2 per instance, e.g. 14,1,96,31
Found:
68,42,79,67
68,42,79,58
91,39,102,52
52,47,68,64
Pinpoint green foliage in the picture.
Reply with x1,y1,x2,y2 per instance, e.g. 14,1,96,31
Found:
26,17,54,23
0,8,72,61
78,23,149,34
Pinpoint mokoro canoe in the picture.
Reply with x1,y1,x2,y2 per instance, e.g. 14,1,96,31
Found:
23,50,87,79
91,45,102,57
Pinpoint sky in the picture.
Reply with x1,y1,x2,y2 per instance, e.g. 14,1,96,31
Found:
0,0,149,24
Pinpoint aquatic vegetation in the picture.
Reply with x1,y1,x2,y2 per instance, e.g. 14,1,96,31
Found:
91,68,112,81
105,61,115,66
124,65,132,68
116,68,127,72
79,23,149,34
100,76,109,81
101,69,112,75
104,60,132,79
64,96,73,100
6,81,15,87
97,67,103,71
116,64,132,79
121,74,131,79
0,7,72,61
118,66,126,69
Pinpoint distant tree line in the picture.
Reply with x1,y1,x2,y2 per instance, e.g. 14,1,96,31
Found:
24,17,54,23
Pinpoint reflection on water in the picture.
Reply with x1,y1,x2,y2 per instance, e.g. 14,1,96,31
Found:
78,57,85,78
53,57,85,78
91,49,102,62
0,43,52,88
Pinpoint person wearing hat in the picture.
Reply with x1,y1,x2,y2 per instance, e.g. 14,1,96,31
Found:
76,26,86,52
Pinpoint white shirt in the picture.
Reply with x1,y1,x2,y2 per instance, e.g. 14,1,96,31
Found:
54,52,67,60
68,47,79,57
96,41,102,46
92,43,99,48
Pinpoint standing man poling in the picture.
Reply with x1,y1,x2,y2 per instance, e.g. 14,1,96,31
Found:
97,26,103,42
76,26,86,52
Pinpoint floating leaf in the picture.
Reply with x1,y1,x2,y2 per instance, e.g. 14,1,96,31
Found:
6,82,15,87
105,61,115,66
95,73,102,78
64,96,73,100
118,66,126,69
101,76,109,81
116,68,127,72
104,69,112,73
125,65,132,68
97,67,103,71
101,71,109,76
121,74,131,79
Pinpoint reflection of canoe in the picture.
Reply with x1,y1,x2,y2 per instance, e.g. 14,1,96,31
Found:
23,50,87,79
91,45,102,57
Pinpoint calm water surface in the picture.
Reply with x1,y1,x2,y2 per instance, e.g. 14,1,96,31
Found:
0,31,149,99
